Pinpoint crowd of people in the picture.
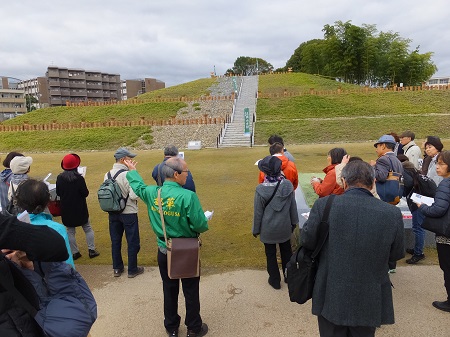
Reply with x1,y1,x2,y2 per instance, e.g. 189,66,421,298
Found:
1,132,450,337
254,133,450,337
0,145,210,337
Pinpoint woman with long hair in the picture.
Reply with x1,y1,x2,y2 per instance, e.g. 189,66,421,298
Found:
56,153,99,261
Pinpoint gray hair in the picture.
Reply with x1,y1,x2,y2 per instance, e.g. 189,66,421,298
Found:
164,145,179,157
341,160,375,189
161,157,184,178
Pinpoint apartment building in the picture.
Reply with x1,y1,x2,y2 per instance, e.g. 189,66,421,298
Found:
120,78,165,100
426,76,449,87
17,77,49,108
0,77,26,121
46,66,121,106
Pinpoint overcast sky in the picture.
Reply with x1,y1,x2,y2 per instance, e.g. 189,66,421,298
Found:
1,0,449,87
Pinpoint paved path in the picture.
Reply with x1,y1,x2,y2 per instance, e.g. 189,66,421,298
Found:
78,264,448,337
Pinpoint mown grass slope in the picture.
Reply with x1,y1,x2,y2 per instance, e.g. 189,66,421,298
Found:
2,73,450,151
256,73,450,144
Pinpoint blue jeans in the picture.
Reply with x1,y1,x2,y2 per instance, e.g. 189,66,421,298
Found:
411,209,425,255
109,213,140,274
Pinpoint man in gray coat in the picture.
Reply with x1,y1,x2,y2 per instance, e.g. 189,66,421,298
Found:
301,160,404,337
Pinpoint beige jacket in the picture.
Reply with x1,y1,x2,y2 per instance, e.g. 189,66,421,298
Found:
104,163,139,214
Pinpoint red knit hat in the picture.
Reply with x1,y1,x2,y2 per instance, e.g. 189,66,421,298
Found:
61,153,81,170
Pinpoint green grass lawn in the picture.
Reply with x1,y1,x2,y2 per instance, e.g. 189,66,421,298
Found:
24,143,445,270
1,73,447,270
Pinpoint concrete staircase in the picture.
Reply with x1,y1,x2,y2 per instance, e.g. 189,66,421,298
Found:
219,76,258,147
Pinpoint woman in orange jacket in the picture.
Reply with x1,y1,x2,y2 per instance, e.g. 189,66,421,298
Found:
311,148,347,197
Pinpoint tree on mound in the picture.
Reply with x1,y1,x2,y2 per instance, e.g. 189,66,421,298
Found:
284,20,436,87
227,56,274,76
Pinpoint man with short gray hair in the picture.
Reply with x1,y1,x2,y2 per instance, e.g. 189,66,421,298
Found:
126,156,209,337
152,145,196,192
302,160,404,337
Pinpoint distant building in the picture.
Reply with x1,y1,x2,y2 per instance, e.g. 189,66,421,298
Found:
17,77,49,109
0,77,26,121
426,76,449,87
45,66,121,106
121,78,165,100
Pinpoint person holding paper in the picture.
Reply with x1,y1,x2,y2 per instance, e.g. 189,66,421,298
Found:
56,153,99,261
416,150,450,313
125,156,209,337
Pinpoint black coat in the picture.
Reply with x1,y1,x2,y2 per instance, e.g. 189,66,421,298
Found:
56,172,89,227
420,177,450,219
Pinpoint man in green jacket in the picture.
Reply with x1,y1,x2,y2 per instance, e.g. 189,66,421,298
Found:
125,156,209,337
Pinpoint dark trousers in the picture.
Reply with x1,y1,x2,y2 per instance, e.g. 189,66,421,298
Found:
158,250,202,332
318,315,376,337
437,242,450,301
109,213,140,274
264,239,292,284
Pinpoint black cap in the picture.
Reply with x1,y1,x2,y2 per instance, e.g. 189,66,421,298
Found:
258,156,282,177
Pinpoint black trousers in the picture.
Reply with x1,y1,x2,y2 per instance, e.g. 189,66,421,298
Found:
157,250,202,332
318,315,376,337
437,242,450,301
264,239,292,284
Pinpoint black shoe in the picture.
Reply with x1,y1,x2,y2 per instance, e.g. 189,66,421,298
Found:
72,252,82,260
432,300,450,312
406,254,425,264
128,266,144,278
113,268,124,277
268,277,281,290
187,323,208,337
166,329,179,337
406,248,415,255
89,249,100,258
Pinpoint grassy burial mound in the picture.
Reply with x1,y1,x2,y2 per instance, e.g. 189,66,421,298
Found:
2,72,450,152
256,73,450,145
0,78,234,152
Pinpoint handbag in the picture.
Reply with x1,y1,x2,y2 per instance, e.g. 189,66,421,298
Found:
158,189,201,279
422,207,450,237
48,196,62,217
375,157,404,205
285,194,335,304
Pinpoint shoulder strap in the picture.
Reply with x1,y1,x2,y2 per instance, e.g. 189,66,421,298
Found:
264,180,281,208
112,169,126,180
10,183,16,201
157,188,168,245
386,156,394,172
311,194,335,259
